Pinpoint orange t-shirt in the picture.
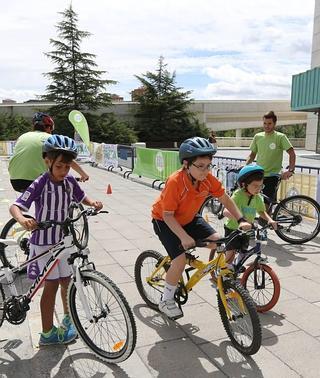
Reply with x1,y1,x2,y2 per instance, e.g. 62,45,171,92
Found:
152,169,225,226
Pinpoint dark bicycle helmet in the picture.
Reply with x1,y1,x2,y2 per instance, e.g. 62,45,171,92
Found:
43,134,78,158
179,136,217,163
32,112,54,128
237,164,264,186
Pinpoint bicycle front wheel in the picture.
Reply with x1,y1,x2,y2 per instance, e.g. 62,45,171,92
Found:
217,279,261,355
0,216,33,270
273,195,320,244
241,264,281,313
134,250,169,310
68,270,137,363
199,196,225,235
0,284,5,327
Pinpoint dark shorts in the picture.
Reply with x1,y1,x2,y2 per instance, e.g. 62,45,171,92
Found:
152,215,216,260
263,176,281,204
10,179,33,193
224,226,249,251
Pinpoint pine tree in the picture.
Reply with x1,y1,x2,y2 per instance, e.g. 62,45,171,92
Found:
134,56,208,144
42,5,115,114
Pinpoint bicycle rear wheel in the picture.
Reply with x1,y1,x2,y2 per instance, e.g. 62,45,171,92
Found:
241,264,281,313
69,202,89,250
68,270,137,363
217,279,261,355
273,195,320,244
134,250,169,310
199,196,225,236
0,216,33,270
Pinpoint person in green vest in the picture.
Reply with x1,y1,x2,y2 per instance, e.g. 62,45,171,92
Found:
8,112,89,192
245,110,296,204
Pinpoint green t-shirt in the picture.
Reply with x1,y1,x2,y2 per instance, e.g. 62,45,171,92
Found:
225,189,266,230
249,131,293,176
8,131,48,180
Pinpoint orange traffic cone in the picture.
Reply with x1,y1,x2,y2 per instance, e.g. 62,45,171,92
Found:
106,184,112,194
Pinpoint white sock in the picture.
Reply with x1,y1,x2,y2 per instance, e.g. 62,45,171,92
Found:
162,283,177,302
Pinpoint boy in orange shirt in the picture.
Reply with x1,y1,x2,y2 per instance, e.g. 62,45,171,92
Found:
152,137,251,319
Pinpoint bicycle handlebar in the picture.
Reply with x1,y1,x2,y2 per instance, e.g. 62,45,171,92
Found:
37,208,108,230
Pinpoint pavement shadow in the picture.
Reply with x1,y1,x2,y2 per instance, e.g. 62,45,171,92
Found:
54,351,130,378
260,237,308,268
134,304,264,378
0,339,129,378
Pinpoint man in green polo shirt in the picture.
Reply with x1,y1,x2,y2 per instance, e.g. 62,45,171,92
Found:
245,111,296,203
9,112,89,192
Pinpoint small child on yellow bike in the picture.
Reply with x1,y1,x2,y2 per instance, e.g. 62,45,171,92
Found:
151,137,251,319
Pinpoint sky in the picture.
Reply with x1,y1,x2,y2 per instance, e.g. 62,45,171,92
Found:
0,0,316,103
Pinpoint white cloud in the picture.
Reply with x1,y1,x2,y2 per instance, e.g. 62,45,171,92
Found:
0,0,315,102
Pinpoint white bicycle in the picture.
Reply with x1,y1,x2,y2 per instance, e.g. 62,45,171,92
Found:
0,207,137,363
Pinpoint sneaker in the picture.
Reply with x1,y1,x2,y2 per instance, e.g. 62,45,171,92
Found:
61,314,77,336
39,325,77,346
159,299,183,319
260,229,268,242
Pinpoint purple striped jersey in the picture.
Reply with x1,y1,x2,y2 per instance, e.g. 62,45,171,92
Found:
14,172,86,245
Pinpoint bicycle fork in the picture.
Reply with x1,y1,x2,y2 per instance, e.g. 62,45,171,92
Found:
217,276,246,320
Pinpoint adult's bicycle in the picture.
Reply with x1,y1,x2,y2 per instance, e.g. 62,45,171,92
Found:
200,173,320,244
0,207,137,363
134,232,262,355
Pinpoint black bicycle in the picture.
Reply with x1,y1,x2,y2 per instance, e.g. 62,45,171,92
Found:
214,225,281,313
200,172,320,244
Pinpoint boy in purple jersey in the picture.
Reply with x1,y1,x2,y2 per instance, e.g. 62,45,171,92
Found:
9,135,103,346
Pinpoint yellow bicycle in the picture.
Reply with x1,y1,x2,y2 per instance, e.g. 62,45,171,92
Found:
134,230,262,355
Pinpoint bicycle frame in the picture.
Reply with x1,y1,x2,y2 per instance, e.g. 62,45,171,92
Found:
147,247,245,319
0,234,95,322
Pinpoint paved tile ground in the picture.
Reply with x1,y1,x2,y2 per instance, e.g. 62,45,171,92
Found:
0,158,320,377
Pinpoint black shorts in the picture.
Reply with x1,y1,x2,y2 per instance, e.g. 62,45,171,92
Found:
263,176,281,203
224,226,249,251
10,179,33,193
152,215,217,260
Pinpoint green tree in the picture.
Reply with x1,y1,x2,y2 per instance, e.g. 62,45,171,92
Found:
134,56,208,144
42,5,115,114
0,114,30,140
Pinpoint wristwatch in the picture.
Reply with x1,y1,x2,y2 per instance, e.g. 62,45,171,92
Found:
237,217,247,224
288,168,295,174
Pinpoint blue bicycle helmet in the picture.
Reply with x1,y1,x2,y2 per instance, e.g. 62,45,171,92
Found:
32,112,54,128
237,164,264,186
43,134,78,158
179,136,217,163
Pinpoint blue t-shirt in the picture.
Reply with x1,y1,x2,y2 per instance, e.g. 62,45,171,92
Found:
14,172,85,245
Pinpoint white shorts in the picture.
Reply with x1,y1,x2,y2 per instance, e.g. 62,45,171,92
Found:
28,244,72,281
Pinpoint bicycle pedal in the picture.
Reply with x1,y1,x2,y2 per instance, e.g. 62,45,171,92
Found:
170,313,184,321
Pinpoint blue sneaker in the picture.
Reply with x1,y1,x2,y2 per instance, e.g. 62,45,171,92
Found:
61,314,77,335
39,325,77,346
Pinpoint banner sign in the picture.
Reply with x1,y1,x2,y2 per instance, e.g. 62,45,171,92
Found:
133,147,180,181
69,110,90,147
102,143,118,169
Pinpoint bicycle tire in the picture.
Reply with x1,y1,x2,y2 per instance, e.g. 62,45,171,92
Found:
134,250,169,310
199,196,225,235
68,269,137,363
217,279,261,355
241,264,281,313
0,284,5,327
273,195,320,244
68,202,89,250
0,215,33,270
